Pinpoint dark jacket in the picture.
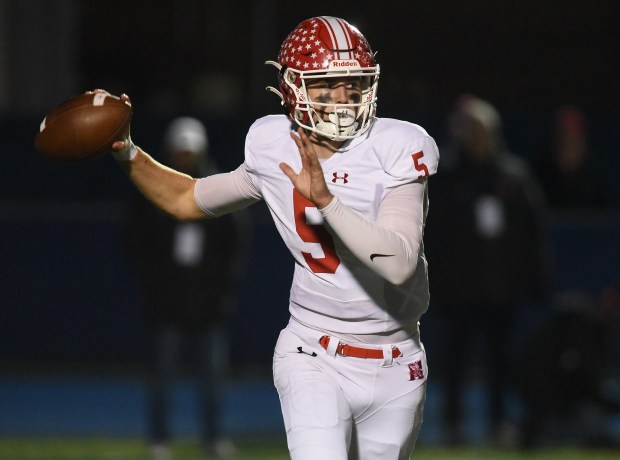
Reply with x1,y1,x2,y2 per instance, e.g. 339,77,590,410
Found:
124,196,240,330
425,151,548,307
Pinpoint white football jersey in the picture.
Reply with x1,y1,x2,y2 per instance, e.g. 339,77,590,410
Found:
242,115,439,335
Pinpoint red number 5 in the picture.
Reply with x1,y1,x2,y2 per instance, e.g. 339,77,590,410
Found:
412,150,429,177
293,189,340,274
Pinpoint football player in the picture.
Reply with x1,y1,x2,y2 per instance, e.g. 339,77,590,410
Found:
107,16,439,460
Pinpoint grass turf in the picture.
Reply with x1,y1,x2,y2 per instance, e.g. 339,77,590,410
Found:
0,438,618,460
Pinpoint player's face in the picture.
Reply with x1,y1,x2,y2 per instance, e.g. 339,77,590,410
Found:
306,76,363,118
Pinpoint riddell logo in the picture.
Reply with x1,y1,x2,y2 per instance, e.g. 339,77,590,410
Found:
329,60,360,69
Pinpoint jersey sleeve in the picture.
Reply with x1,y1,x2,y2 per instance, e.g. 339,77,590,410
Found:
194,116,287,217
194,164,261,217
381,126,440,187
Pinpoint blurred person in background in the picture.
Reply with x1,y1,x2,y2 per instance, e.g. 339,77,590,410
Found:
424,94,549,446
536,105,610,210
516,287,620,449
601,280,620,370
124,117,245,460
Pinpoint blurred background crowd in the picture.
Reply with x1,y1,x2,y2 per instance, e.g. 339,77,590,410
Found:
1,0,618,454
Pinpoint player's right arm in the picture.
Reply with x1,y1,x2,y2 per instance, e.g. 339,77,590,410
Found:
112,140,261,222
112,142,262,221
112,143,206,221
106,91,260,221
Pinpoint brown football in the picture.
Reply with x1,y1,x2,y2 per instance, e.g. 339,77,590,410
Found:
35,92,133,161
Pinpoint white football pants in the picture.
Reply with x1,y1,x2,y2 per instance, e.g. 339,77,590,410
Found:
273,318,427,460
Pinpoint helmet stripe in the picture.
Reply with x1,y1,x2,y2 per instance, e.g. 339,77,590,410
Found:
334,17,354,53
318,16,353,60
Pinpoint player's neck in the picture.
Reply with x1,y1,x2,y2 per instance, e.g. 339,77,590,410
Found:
310,134,344,159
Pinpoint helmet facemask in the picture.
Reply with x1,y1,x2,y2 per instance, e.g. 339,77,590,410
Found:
282,65,379,141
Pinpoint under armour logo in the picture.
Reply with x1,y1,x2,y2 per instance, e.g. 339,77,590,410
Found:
408,360,424,381
332,172,349,184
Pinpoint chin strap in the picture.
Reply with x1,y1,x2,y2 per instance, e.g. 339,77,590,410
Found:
315,121,339,139
314,108,360,140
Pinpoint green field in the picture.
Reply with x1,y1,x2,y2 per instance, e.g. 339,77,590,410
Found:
0,438,618,460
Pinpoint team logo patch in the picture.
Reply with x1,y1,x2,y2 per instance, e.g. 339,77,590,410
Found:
408,360,424,381
332,172,349,184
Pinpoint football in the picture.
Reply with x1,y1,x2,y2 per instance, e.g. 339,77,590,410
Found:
35,92,133,161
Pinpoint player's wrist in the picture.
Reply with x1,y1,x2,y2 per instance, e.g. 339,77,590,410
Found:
318,195,339,214
314,192,334,211
111,138,138,162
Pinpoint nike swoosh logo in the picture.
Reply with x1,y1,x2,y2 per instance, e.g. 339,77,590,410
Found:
370,253,396,262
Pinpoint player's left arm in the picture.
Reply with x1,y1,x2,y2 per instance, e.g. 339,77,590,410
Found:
334,128,438,284
281,125,438,285
320,181,427,285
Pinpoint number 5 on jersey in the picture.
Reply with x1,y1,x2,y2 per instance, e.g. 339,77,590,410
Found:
412,150,429,178
293,189,340,274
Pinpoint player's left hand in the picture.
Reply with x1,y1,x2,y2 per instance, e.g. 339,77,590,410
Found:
280,128,334,209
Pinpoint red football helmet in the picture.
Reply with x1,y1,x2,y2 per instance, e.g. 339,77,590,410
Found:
266,16,380,141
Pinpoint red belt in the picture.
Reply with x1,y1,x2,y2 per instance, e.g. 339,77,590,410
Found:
319,336,402,359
